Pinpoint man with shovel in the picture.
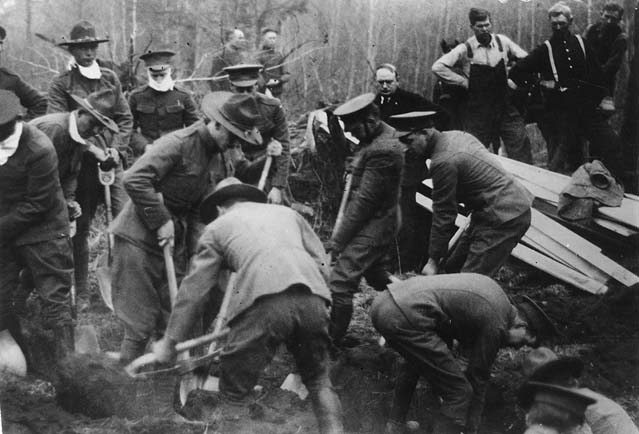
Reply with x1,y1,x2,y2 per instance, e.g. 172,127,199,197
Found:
110,91,262,364
153,177,344,434
0,90,74,374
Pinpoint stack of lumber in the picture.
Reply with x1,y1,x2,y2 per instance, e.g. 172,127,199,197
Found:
416,158,639,295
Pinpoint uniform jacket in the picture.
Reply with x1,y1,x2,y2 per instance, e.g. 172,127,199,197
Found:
165,201,332,342
509,32,606,108
255,48,290,96
128,85,199,142
209,45,247,92
237,92,291,189
47,65,133,150
111,121,225,252
331,122,404,251
0,67,47,120
0,123,69,246
29,112,85,202
427,130,533,260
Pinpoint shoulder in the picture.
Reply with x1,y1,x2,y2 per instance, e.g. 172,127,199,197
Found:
30,112,67,130
50,70,72,86
21,123,55,154
256,92,282,107
172,86,195,98
129,85,150,97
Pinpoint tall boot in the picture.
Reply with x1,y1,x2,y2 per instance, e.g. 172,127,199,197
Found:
329,294,353,346
310,386,344,434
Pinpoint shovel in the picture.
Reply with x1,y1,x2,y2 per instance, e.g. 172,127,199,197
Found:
0,329,27,376
95,166,116,311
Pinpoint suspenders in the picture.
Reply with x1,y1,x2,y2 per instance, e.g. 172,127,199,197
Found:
465,34,504,60
544,35,586,83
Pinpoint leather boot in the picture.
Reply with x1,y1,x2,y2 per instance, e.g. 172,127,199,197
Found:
329,296,353,346
53,324,75,361
310,386,344,434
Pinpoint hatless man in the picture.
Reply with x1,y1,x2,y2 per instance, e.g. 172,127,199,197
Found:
374,63,448,272
255,29,291,98
153,177,344,434
509,3,623,178
209,29,249,92
521,347,639,434
0,90,74,364
223,63,291,204
584,3,627,106
110,92,262,363
128,48,199,157
371,273,557,434
432,7,533,164
390,111,533,277
48,21,133,299
0,26,47,119
326,93,404,345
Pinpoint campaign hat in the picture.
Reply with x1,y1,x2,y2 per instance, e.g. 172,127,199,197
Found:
70,89,119,133
517,381,596,414
200,177,267,223
59,21,109,46
522,347,584,383
200,91,262,146
516,296,559,344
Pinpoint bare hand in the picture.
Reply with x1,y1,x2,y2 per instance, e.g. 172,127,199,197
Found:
267,187,283,204
421,258,439,276
106,148,120,164
266,139,282,157
156,219,175,248
152,337,177,364
67,200,82,220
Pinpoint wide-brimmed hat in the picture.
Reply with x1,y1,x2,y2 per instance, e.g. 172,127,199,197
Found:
517,381,596,414
139,47,176,72
522,347,584,383
70,89,119,133
200,91,262,146
333,93,376,121
516,296,559,344
389,111,438,132
0,90,21,124
59,21,109,46
200,177,267,223
223,64,264,87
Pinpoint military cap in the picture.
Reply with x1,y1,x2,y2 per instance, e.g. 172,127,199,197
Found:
59,21,109,46
70,89,119,133
0,90,21,124
517,381,596,414
333,93,376,120
200,91,262,146
223,64,264,87
522,347,584,383
200,177,267,223
389,111,438,132
516,296,559,344
139,48,176,72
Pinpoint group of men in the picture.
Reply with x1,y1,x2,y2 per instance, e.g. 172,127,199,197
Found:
0,3,636,434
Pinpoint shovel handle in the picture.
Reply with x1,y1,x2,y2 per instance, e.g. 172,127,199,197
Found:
163,243,179,303
331,173,353,239
257,155,273,191
125,328,229,378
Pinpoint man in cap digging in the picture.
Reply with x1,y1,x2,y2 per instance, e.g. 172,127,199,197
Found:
520,347,638,434
48,20,133,302
109,92,262,364
222,63,291,204
326,93,404,346
390,111,533,278
0,90,75,372
370,273,557,434
153,177,344,434
128,47,199,158
0,25,47,119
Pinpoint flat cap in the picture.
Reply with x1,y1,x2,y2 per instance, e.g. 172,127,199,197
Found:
333,93,376,119
223,64,264,87
518,381,596,414
0,90,21,124
389,111,438,132
522,347,584,382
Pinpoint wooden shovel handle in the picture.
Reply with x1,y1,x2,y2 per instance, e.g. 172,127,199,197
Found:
258,155,273,191
163,243,179,303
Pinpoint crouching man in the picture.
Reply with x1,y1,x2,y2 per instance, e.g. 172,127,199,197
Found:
153,177,344,434
371,273,557,434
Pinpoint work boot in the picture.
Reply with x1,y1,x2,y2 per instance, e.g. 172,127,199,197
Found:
329,299,353,347
53,324,75,361
310,386,344,434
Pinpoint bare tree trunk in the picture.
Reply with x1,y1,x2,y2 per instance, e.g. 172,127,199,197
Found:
587,0,593,27
25,0,33,45
531,1,536,48
517,0,523,46
366,0,377,72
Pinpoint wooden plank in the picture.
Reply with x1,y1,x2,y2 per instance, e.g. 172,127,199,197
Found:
531,209,639,287
511,244,609,295
593,218,639,237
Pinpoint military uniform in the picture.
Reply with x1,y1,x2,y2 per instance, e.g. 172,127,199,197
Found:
0,67,47,120
128,84,199,155
209,45,247,92
255,48,289,98
328,121,404,344
48,64,133,296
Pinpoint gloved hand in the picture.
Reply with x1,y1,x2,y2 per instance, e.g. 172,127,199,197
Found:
67,200,82,220
99,156,118,171
152,336,177,364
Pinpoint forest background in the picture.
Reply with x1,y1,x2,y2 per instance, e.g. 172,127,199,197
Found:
0,0,637,116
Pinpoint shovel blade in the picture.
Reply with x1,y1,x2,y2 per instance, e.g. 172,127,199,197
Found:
0,329,27,376
95,252,114,311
